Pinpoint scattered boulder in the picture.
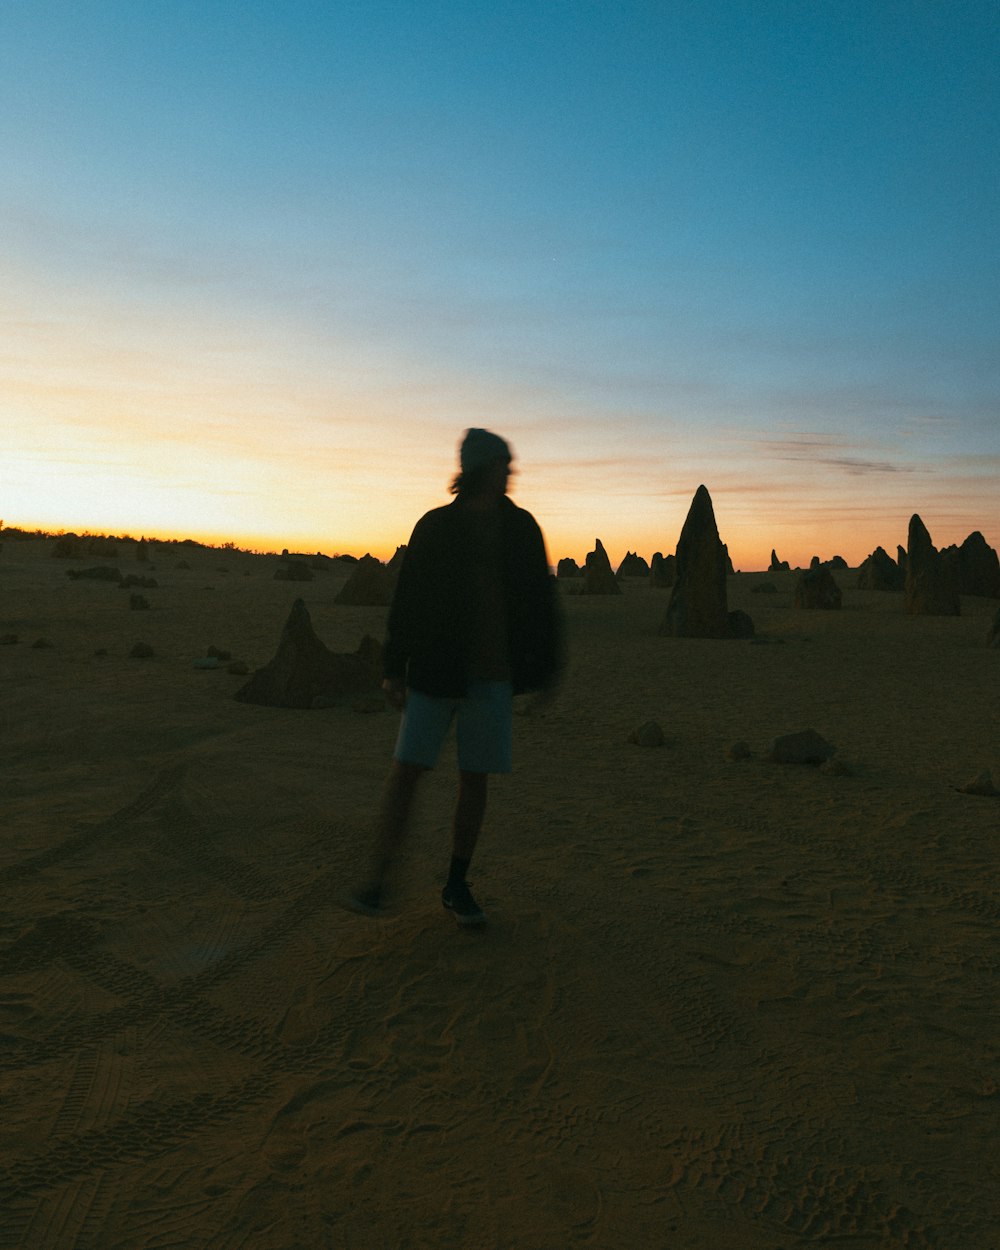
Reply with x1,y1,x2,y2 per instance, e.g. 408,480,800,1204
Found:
957,770,999,797
769,729,836,765
274,559,314,582
628,720,665,747
649,552,676,588
769,550,790,573
334,554,392,606
66,565,123,583
557,557,582,579
727,609,756,638
582,539,621,595
905,514,960,616
856,546,904,592
659,486,751,638
233,598,380,709
794,567,842,610
617,551,650,578
809,555,821,571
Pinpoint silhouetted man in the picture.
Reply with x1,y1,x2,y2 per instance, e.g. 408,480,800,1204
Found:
348,428,561,925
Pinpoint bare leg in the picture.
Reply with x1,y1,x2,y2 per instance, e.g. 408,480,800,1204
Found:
451,770,488,863
368,759,424,887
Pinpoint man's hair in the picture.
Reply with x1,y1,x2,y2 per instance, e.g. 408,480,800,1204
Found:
449,463,506,497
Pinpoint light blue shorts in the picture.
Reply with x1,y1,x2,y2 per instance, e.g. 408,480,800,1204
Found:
394,681,514,774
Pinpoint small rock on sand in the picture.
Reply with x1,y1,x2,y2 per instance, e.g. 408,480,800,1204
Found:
769,729,836,765
628,721,665,747
957,770,999,797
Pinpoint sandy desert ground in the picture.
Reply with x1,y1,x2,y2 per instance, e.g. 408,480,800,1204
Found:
1,534,998,1249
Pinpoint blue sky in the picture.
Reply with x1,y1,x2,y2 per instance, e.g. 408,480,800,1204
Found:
3,1,998,567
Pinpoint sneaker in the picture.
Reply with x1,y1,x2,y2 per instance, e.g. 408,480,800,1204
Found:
441,880,486,926
341,882,393,918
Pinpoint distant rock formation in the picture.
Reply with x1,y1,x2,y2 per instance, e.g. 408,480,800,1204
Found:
582,540,621,595
769,549,790,572
387,545,407,572
829,555,849,570
234,599,380,709
274,557,314,582
795,567,842,609
617,551,650,578
66,566,123,583
51,535,82,559
856,546,904,592
905,515,960,616
334,554,392,606
944,531,1000,598
897,545,908,574
809,555,821,571
557,557,582,579
649,552,676,588
659,485,752,638
724,545,736,576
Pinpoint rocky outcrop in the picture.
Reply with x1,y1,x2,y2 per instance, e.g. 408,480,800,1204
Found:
944,532,1000,598
557,557,582,579
769,550,790,572
617,552,650,578
234,599,380,708
659,486,751,638
649,552,676,588
334,554,392,606
582,540,621,595
905,515,960,616
856,546,904,592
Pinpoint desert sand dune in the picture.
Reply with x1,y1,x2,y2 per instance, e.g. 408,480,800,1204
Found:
1,538,998,1249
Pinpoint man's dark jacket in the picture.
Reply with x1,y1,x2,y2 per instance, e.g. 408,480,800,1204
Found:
383,496,562,698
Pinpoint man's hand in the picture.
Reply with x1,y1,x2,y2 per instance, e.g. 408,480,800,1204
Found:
381,678,406,710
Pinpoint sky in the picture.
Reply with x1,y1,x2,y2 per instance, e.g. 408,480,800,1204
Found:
2,0,998,570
